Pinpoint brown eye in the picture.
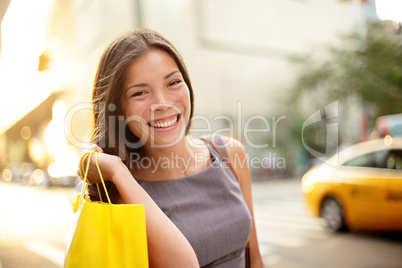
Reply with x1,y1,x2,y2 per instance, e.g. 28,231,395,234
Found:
131,91,146,98
169,80,182,87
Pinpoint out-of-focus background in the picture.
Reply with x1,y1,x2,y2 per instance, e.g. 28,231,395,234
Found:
0,0,401,267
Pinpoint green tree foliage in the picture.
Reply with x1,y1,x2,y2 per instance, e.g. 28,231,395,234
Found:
290,23,402,119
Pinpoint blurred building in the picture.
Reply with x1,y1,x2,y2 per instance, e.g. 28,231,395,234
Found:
0,0,381,182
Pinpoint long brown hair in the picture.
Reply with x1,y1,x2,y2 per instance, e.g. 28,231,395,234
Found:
89,28,195,201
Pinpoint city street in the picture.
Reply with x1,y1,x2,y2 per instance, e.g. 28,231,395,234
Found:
0,182,74,268
1,1,401,268
253,178,402,268
1,178,402,268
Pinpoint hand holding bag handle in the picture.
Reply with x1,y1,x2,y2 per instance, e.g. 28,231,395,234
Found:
200,136,251,268
79,151,112,204
65,151,149,268
70,151,112,212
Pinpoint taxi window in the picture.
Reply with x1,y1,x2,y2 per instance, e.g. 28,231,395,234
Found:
342,150,388,168
386,150,402,170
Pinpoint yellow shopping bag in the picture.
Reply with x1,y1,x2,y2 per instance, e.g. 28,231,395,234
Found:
65,151,149,268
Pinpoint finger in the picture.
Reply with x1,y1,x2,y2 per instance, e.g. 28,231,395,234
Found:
89,143,103,153
94,146,103,153
80,144,101,158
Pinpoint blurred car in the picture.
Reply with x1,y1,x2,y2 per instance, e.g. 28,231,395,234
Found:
371,113,402,139
49,175,79,187
302,137,402,232
1,163,50,187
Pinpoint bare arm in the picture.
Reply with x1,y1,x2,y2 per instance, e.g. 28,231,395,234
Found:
82,151,199,268
220,136,265,268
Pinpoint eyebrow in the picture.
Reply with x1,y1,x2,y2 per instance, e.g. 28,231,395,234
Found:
125,70,181,92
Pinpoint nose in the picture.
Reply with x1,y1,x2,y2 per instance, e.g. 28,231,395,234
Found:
151,90,172,112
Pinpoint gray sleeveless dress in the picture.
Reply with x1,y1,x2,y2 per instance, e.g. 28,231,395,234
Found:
135,137,252,267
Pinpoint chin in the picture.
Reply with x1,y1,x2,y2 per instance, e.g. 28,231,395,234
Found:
155,128,188,148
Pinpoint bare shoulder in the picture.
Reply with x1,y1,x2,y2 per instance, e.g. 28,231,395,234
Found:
187,136,209,148
219,136,246,157
219,136,251,188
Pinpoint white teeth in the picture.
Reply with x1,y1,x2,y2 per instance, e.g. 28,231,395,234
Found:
151,116,178,128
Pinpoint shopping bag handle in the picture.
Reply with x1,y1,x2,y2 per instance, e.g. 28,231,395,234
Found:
78,151,112,207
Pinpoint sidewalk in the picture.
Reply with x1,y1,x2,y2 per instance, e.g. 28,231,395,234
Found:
252,177,303,201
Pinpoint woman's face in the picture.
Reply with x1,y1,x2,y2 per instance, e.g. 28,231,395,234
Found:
120,48,191,149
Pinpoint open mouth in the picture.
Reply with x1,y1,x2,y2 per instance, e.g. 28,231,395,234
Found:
148,114,181,129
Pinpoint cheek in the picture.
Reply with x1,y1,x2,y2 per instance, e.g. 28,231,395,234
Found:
121,102,149,132
122,100,146,118
125,116,150,140
185,92,192,121
180,87,191,114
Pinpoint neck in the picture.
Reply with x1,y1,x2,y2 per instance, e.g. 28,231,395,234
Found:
131,136,210,180
142,136,192,159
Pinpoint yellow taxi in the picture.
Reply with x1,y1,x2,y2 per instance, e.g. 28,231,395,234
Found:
302,136,402,232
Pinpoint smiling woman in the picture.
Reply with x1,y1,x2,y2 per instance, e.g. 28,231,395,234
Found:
91,29,194,160
80,28,264,268
120,49,190,147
